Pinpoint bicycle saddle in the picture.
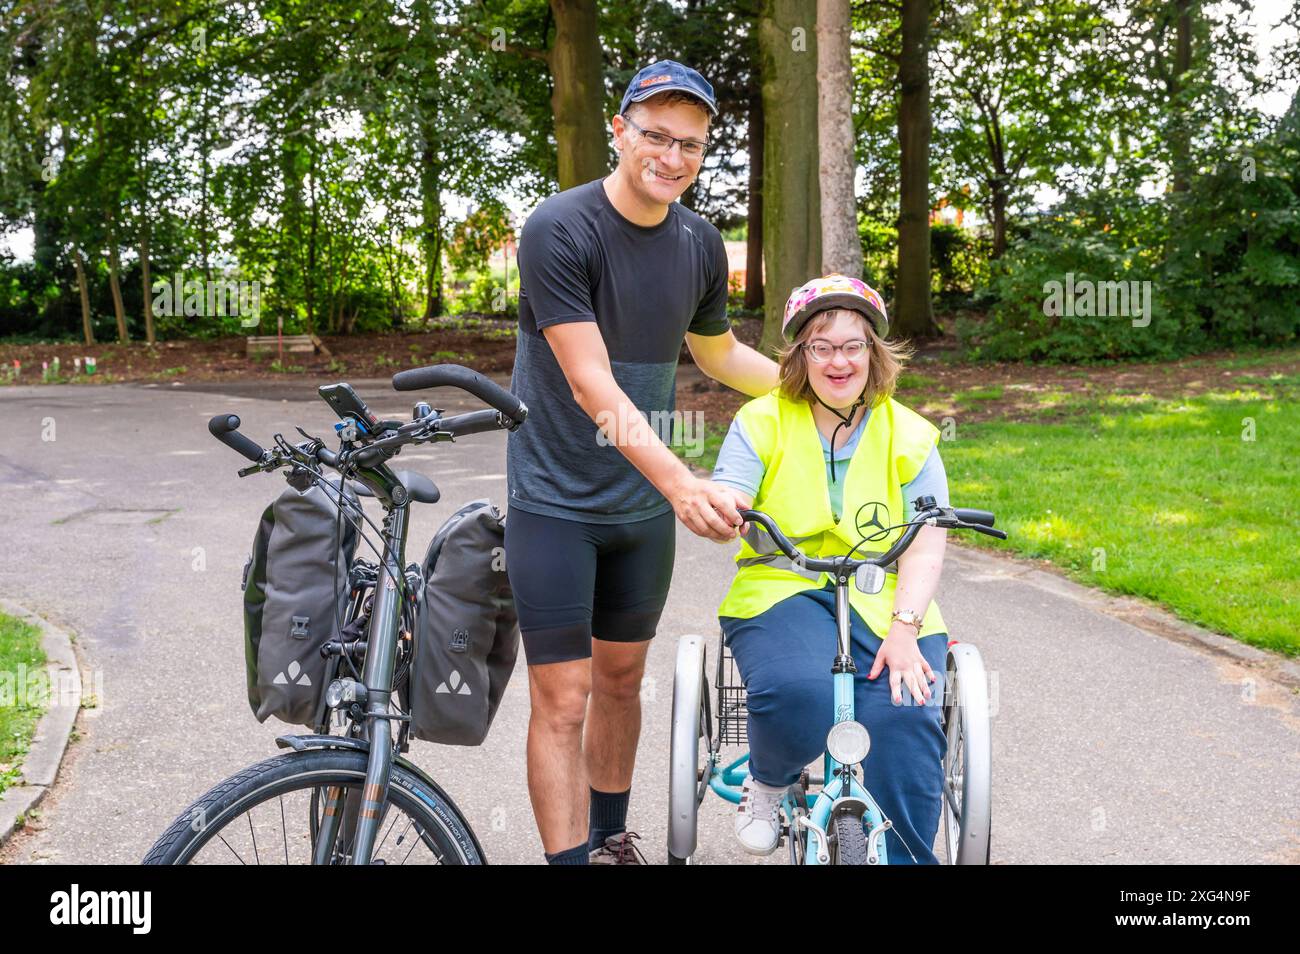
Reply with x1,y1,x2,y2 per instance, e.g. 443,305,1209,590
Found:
348,470,441,504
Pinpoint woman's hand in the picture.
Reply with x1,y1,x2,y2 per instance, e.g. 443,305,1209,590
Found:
867,623,936,705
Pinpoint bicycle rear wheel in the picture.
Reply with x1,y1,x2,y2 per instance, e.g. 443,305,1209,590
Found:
667,634,713,865
143,749,482,865
941,642,992,865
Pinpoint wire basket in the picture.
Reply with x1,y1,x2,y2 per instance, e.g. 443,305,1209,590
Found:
714,637,748,745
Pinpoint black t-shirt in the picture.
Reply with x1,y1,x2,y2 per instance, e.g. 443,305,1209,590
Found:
507,178,731,523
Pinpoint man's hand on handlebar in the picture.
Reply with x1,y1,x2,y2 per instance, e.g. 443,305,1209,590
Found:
668,473,745,543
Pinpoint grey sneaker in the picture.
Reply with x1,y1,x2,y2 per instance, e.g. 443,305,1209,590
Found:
735,776,784,855
589,831,649,865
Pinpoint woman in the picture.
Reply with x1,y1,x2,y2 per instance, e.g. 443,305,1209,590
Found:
711,274,951,863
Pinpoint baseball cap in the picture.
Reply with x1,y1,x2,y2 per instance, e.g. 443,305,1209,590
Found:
782,275,890,341
620,59,718,117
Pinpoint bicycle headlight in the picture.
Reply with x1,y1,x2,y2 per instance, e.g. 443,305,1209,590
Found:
826,720,871,765
325,678,366,709
325,679,346,709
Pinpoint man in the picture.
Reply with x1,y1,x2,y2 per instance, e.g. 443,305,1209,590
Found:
506,60,780,864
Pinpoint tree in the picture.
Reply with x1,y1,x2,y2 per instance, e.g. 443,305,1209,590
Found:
817,0,863,277
895,0,934,334
933,0,1111,259
758,0,821,354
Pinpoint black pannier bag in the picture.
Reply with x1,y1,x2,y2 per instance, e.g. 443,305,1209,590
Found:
410,499,519,745
241,480,359,726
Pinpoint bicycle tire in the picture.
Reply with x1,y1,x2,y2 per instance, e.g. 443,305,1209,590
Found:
143,748,482,865
831,813,869,865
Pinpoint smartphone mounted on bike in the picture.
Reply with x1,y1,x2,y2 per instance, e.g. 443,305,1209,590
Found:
319,383,380,435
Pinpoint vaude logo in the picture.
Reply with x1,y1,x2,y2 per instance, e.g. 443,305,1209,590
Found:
50,884,151,934
435,669,472,696
273,659,312,687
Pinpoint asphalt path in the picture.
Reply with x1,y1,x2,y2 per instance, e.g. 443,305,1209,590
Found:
1,380,1296,864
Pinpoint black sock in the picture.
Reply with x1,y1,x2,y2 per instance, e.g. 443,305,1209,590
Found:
544,842,590,865
588,786,631,851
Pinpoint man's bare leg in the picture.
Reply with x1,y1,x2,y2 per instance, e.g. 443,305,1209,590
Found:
526,658,592,854
585,639,651,793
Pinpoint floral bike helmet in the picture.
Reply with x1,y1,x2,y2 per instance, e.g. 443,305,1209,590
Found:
781,274,889,342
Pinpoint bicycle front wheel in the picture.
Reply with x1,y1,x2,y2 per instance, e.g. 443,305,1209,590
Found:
143,748,483,865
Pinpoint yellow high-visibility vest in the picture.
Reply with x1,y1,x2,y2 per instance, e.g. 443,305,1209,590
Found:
717,389,947,639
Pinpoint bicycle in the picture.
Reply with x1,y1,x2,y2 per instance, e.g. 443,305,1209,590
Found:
143,364,527,865
667,498,1005,865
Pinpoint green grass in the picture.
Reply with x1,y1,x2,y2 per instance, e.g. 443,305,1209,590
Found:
0,612,48,796
678,372,1300,654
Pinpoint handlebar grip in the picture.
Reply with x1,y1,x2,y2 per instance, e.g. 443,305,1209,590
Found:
738,509,800,560
954,508,995,527
391,364,528,424
208,414,267,463
437,408,507,438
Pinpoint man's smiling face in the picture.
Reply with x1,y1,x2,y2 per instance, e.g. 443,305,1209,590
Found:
612,94,710,207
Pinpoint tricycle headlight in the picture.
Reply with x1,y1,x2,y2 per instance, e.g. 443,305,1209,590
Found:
826,720,871,765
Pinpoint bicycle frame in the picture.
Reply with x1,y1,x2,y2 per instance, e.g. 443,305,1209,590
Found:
309,463,411,865
701,574,892,865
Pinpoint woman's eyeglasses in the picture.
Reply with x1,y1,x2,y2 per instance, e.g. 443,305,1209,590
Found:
621,115,709,159
804,339,869,363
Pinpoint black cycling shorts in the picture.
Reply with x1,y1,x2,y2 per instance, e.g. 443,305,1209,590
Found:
503,506,677,666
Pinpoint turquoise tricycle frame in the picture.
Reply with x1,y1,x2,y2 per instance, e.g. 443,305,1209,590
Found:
667,501,998,865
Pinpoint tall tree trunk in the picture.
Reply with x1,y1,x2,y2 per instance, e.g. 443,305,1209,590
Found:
989,180,1008,258
73,248,95,346
106,220,128,343
745,88,765,310
548,0,607,189
420,139,444,321
140,230,155,345
1170,0,1193,193
895,0,936,337
199,86,212,282
817,0,862,277
758,0,821,356
305,144,318,334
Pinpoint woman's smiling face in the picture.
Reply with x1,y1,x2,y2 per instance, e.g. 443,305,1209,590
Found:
802,310,872,409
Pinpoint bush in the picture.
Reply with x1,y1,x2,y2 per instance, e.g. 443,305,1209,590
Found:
857,218,897,294
1162,131,1300,348
962,227,1186,362
446,271,517,317
967,119,1300,362
930,223,991,295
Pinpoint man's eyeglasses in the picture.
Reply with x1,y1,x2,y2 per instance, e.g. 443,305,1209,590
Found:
621,114,709,159
804,339,869,363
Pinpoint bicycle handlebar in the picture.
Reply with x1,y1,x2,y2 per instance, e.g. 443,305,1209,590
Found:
391,364,528,427
738,501,1007,578
207,414,268,464
208,371,526,496
953,508,995,527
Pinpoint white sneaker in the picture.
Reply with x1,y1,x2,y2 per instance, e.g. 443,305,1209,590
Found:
734,775,785,855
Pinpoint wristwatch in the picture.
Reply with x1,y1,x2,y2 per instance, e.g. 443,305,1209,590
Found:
890,608,923,633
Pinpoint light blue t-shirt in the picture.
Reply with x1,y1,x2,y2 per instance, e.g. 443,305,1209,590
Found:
711,406,949,523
